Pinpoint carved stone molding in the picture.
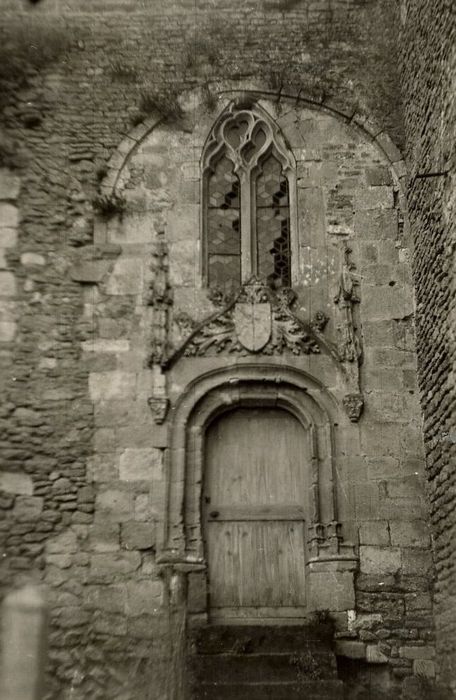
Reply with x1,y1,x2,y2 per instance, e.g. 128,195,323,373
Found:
164,277,326,367
160,364,355,567
203,102,294,181
148,231,173,366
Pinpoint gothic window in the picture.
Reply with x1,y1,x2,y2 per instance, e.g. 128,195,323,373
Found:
202,104,295,293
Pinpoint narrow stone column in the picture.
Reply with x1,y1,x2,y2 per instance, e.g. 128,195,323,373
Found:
0,585,48,700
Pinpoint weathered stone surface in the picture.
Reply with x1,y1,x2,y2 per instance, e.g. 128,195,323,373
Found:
366,645,389,663
121,521,155,550
412,659,436,677
359,521,390,546
81,339,129,353
401,548,433,575
362,285,414,321
88,521,120,552
389,520,430,547
335,640,366,659
399,646,435,660
119,448,162,481
89,552,141,579
96,489,134,521
308,571,355,611
0,471,33,495
359,546,401,575
89,371,137,401
0,203,19,228
46,529,78,555
0,271,16,296
125,580,162,615
21,252,46,266
13,496,43,520
85,585,126,613
0,169,20,199
0,227,17,247
105,257,143,295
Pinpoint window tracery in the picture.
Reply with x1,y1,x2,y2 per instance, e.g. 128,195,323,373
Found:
202,103,295,292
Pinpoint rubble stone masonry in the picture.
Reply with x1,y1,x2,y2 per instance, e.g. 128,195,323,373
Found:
400,0,456,692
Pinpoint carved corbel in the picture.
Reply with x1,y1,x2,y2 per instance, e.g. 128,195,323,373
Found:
147,396,169,425
342,393,364,423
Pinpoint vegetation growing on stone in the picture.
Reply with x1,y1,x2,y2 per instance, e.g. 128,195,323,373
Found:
92,192,127,219
0,17,71,111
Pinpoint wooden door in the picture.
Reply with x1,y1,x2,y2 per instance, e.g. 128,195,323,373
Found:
203,407,308,621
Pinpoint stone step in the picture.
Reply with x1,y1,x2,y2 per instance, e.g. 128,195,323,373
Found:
192,680,345,700
189,623,335,655
190,651,338,684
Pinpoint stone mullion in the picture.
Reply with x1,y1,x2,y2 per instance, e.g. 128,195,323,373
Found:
239,169,254,282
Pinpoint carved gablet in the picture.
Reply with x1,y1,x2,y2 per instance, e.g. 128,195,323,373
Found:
164,276,327,365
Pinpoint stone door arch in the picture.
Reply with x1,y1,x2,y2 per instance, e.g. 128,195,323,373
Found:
158,363,357,621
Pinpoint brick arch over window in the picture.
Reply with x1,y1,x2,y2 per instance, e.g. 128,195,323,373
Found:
201,102,298,292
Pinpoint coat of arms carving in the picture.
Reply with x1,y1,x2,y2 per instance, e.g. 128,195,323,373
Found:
165,277,325,365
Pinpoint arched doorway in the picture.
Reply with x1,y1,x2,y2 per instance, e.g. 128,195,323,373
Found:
203,406,309,622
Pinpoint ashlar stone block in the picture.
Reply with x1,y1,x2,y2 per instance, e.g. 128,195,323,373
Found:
359,546,401,575
335,641,366,659
89,371,136,401
0,228,18,247
125,580,163,616
359,521,390,546
362,285,414,321
0,271,16,297
119,448,163,481
308,570,355,611
96,489,134,521
0,203,19,228
0,471,33,495
13,496,43,520
46,528,78,555
366,645,389,663
399,646,435,660
413,659,435,677
0,169,20,199
355,186,394,210
89,551,141,579
121,521,155,550
105,257,143,295
88,520,120,552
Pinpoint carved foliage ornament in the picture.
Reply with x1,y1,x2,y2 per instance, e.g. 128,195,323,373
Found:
166,277,327,366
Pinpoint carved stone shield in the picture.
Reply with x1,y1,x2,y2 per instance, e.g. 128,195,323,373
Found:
234,302,272,352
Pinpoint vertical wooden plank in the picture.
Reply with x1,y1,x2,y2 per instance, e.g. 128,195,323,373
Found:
204,407,309,615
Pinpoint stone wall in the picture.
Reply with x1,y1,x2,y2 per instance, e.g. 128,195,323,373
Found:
0,1,440,698
400,0,456,692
